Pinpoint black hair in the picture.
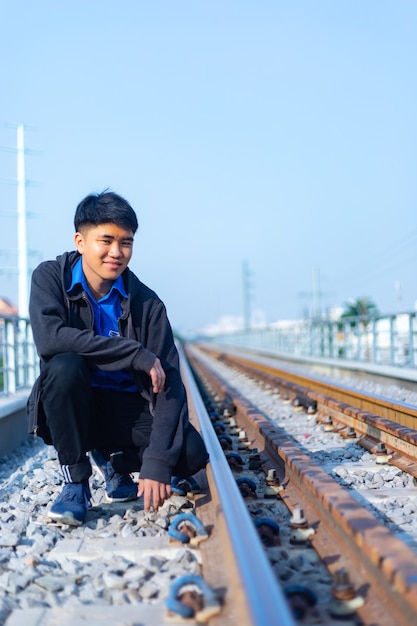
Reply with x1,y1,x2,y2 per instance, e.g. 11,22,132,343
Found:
74,190,138,233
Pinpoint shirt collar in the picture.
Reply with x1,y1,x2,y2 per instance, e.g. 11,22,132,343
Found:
67,257,128,300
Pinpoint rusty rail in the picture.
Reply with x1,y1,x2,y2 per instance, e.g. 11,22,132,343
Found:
200,345,417,477
179,343,296,626
187,343,417,626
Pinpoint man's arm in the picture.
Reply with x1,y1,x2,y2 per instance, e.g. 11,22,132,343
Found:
29,261,157,375
134,299,190,486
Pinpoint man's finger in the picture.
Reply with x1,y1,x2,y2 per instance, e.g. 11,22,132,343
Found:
150,359,166,393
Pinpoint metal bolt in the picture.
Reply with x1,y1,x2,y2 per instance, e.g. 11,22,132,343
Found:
331,569,356,601
289,508,315,543
248,449,261,470
290,508,307,526
346,427,357,438
376,442,387,454
178,589,204,614
323,415,335,431
265,468,281,496
266,469,277,482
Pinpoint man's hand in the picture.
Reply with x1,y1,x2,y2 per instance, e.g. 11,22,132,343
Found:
138,478,172,511
149,357,165,393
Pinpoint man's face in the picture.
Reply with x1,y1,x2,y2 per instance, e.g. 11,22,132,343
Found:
74,223,134,291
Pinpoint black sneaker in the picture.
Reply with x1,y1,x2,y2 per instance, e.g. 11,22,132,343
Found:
48,481,92,526
90,449,138,503
171,476,202,496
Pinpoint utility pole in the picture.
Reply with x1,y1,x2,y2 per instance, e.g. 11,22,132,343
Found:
242,260,252,331
17,124,28,318
312,266,321,320
395,280,403,312
0,123,33,317
298,267,332,320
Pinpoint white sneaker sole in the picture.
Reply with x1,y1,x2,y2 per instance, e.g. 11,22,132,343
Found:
47,509,84,527
104,492,138,504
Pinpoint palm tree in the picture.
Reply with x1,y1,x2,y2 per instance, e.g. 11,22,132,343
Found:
341,297,379,322
340,297,379,360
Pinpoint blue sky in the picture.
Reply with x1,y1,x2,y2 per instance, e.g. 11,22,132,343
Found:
1,1,416,335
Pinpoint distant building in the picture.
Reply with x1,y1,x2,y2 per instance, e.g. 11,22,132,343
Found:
0,297,18,316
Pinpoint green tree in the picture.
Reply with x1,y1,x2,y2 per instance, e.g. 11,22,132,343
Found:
339,297,379,360
341,297,379,321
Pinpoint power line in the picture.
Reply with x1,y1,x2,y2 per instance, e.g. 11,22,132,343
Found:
334,227,417,283
338,247,417,285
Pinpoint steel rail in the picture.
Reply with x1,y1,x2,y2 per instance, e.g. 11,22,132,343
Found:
187,344,417,626
202,345,417,427
178,342,296,626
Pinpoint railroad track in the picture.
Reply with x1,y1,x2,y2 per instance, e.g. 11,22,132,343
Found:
3,340,417,626
0,345,295,626
186,342,417,626
198,344,417,475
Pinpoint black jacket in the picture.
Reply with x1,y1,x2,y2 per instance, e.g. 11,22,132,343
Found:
27,250,188,484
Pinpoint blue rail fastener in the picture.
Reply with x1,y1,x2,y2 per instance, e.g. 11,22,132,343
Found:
168,512,209,546
225,452,244,469
284,584,317,619
236,476,257,498
254,517,280,547
166,574,222,622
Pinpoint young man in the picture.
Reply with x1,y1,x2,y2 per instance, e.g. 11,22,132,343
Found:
27,190,208,526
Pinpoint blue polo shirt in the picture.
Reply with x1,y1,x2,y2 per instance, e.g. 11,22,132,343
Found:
68,258,138,392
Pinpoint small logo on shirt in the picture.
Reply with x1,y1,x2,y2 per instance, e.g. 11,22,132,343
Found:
108,330,120,337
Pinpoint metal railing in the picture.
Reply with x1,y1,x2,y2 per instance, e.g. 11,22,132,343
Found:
204,311,417,370
2,310,417,397
0,315,38,396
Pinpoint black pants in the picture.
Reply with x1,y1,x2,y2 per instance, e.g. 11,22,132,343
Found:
39,352,208,483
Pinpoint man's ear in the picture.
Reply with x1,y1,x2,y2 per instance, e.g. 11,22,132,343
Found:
74,232,85,254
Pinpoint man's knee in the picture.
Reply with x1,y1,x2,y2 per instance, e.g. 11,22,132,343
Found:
43,353,90,391
174,424,209,477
